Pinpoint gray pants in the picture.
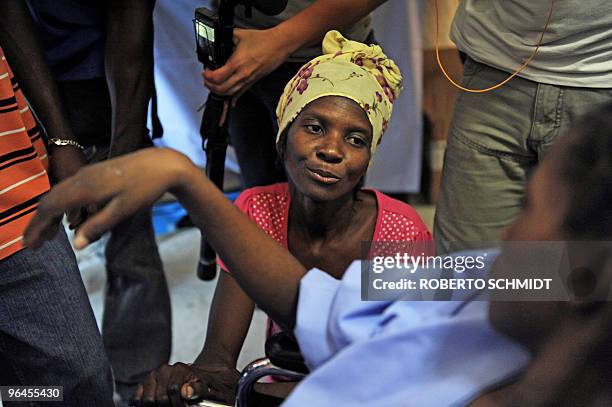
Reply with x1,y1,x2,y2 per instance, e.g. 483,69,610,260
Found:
434,57,612,254
0,228,114,407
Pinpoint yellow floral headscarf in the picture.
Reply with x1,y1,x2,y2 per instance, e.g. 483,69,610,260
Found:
276,30,403,159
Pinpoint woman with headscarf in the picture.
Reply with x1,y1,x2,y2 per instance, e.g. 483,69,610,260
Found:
215,29,431,335
26,31,432,404
181,31,432,402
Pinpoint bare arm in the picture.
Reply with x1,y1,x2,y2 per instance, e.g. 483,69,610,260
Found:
196,272,255,367
0,0,87,183
133,272,255,405
24,148,306,330
204,0,387,97
273,0,387,53
174,158,306,328
105,0,156,158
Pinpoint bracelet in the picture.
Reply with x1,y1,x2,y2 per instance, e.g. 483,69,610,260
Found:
48,138,85,151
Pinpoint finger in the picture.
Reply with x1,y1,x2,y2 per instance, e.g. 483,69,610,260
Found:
154,365,173,404
181,377,208,401
24,175,111,248
168,363,192,395
206,75,249,97
141,370,158,406
130,384,144,406
66,208,80,227
87,204,99,214
24,203,69,249
67,207,88,230
167,385,184,407
29,216,65,249
232,27,246,46
204,73,243,96
202,61,238,85
233,27,244,40
24,219,60,249
224,77,251,98
72,196,131,250
180,382,194,401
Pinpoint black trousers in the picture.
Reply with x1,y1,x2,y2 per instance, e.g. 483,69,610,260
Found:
57,78,171,399
228,62,303,188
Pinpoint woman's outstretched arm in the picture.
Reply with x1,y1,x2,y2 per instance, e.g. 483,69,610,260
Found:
25,148,306,329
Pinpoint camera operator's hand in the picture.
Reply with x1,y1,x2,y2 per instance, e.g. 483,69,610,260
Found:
202,27,294,104
130,362,240,406
202,0,387,104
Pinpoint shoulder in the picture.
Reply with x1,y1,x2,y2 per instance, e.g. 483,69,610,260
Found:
370,189,433,242
234,183,289,242
234,182,290,210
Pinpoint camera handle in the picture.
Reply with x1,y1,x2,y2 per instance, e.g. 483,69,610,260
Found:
196,0,236,281
196,0,288,280
197,93,230,280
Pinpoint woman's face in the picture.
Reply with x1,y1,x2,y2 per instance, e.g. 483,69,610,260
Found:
283,96,373,202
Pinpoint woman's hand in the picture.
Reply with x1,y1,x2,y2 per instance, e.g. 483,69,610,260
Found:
202,27,294,104
130,362,240,406
24,147,192,250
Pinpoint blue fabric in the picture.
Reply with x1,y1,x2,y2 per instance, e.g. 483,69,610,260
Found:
27,0,106,81
288,251,530,407
0,227,113,406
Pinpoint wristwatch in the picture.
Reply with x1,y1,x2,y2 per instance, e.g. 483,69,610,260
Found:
48,138,85,150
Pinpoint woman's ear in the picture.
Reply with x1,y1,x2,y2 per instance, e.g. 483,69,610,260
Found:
275,129,289,171
567,245,612,309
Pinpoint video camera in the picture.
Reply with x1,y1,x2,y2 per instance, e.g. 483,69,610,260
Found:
194,0,288,69
191,0,288,280
194,7,230,69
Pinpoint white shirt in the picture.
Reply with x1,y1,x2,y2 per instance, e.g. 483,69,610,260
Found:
451,0,612,87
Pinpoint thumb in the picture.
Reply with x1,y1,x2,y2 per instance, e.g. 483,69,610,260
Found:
72,197,127,249
233,27,245,44
181,378,210,401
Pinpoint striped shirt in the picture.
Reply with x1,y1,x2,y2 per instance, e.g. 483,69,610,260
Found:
0,47,50,260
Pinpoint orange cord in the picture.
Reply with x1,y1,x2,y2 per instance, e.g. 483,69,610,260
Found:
435,0,556,93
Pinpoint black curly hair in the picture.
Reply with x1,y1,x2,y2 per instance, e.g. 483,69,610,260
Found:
559,102,612,239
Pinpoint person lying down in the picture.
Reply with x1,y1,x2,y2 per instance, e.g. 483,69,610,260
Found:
25,43,612,407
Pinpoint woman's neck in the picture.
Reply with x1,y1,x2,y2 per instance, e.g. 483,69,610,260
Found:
288,184,361,241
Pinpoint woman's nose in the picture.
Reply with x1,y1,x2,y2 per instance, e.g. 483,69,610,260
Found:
315,133,344,163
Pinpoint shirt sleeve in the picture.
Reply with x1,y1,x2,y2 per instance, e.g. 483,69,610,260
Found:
289,250,531,407
287,299,530,407
295,261,396,369
294,268,341,368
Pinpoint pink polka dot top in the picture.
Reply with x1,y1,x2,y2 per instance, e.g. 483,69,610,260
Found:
218,182,433,270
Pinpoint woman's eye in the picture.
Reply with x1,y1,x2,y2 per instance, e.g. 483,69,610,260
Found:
347,135,367,147
305,124,323,134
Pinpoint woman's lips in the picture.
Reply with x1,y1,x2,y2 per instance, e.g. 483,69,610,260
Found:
306,166,341,184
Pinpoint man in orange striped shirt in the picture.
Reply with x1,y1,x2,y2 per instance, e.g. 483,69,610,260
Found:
0,2,113,405
0,46,51,259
